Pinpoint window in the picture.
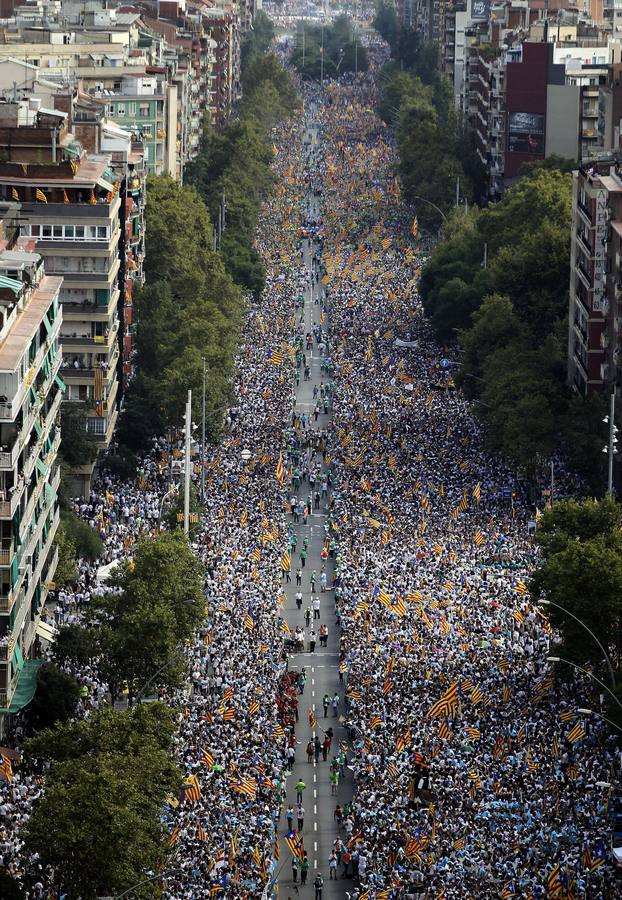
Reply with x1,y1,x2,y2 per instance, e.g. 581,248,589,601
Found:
75,226,85,239
88,226,97,240
139,105,149,118
87,417,106,435
128,102,136,116
42,226,52,239
142,125,152,137
97,227,107,240
65,225,74,238
53,225,62,238
116,103,125,117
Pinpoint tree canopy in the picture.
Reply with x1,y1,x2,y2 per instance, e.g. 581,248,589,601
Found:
290,15,368,80
119,175,243,447
417,168,607,480
530,498,622,696
88,531,205,701
24,704,180,900
375,40,484,225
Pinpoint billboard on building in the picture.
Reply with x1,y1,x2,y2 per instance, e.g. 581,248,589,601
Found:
507,111,545,153
471,0,491,20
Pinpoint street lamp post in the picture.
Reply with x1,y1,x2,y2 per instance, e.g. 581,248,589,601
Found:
409,194,448,224
578,707,622,735
158,484,178,531
539,598,616,689
547,656,622,715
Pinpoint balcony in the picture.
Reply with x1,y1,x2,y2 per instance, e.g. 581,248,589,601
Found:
0,481,24,519
0,442,19,471
577,198,593,224
0,541,13,566
20,198,120,220
60,320,119,352
577,230,593,256
576,259,593,289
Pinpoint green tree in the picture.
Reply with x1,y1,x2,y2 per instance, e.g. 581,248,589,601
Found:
457,294,526,395
530,499,622,685
53,624,98,669
26,702,178,763
61,510,103,561
53,521,78,585
241,9,275,69
59,403,98,468
29,663,81,730
25,754,164,900
88,533,205,700
115,531,205,641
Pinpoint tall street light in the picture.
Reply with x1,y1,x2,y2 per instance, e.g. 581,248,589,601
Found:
547,656,622,715
578,707,622,735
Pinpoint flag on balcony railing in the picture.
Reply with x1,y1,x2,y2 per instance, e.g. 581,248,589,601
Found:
94,367,104,404
35,189,47,203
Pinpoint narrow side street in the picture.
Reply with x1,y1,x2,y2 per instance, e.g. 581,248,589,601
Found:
277,109,352,897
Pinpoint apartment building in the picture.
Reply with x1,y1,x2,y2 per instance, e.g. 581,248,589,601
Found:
0,101,122,467
72,94,146,390
93,72,176,175
567,159,622,397
0,221,62,723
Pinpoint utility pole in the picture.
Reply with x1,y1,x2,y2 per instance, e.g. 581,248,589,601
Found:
184,389,192,536
201,357,207,505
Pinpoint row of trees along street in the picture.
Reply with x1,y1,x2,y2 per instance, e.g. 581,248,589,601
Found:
370,3,612,490
418,166,613,491
116,14,299,456
373,1,485,226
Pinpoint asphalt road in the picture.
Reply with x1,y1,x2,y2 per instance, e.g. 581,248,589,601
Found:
276,116,353,900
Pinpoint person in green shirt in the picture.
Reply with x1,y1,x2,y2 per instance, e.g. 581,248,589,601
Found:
300,853,310,885
295,778,306,803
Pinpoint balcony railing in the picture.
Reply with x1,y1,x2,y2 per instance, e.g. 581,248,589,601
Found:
0,541,14,567
0,482,24,518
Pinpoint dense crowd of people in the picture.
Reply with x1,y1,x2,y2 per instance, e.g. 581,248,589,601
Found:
312,74,620,900
0,41,619,900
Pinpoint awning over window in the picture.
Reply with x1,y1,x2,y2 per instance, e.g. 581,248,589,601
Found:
54,374,66,393
35,457,48,477
35,621,58,644
42,313,53,336
3,659,43,713
12,642,23,671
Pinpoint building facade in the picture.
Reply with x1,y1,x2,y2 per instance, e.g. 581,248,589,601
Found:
0,228,62,720
567,160,622,397
0,101,123,461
